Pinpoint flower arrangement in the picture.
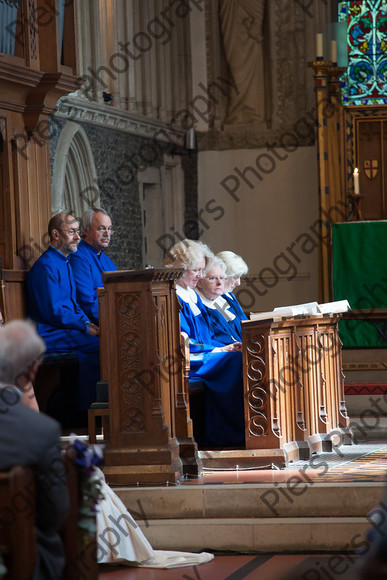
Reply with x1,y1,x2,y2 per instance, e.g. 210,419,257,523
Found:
68,436,104,537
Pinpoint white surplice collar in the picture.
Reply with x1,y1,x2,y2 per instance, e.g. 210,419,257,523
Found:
195,290,217,309
214,295,236,321
176,284,201,316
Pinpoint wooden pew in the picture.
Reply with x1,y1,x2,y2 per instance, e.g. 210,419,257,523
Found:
0,466,37,580
0,268,27,322
0,454,98,580
61,449,98,580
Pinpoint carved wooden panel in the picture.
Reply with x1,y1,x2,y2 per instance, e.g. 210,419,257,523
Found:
28,0,38,62
294,329,317,438
117,292,146,434
244,331,268,440
242,315,348,460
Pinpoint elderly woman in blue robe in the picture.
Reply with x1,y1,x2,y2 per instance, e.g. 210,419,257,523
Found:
216,251,249,324
163,240,245,448
196,256,243,343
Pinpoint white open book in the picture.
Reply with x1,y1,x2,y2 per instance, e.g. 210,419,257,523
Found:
250,300,350,321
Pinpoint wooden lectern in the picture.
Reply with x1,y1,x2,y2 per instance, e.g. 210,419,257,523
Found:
242,314,350,465
98,269,202,485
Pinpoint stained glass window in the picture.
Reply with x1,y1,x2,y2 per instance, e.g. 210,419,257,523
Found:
339,0,387,105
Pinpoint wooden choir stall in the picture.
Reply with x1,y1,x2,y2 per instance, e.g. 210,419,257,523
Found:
98,268,202,486
242,314,350,466
98,269,350,484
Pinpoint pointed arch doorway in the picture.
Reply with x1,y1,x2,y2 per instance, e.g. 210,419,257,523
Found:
52,121,100,218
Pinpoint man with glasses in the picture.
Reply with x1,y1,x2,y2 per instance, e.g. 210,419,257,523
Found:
26,212,100,411
70,207,117,325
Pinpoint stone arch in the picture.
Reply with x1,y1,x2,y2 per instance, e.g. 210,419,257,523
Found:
52,121,99,219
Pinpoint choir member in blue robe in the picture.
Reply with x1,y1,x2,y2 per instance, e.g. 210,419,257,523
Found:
216,251,249,323
196,256,242,343
27,212,100,410
164,240,245,449
70,208,117,325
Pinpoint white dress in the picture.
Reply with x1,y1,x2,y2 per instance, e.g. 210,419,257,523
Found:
95,468,214,568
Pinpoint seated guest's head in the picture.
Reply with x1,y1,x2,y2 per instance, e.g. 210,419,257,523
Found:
48,211,81,256
0,320,45,390
196,256,227,302
81,207,113,253
163,239,214,289
216,251,248,293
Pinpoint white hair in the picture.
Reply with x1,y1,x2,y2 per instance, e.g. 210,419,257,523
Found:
216,251,248,277
203,255,226,276
0,320,46,386
82,207,110,232
163,239,214,269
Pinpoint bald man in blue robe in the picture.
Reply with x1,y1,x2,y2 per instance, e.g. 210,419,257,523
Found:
27,212,100,410
70,208,117,325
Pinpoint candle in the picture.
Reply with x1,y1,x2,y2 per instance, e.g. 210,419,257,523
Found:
316,33,323,59
330,40,337,64
353,167,359,195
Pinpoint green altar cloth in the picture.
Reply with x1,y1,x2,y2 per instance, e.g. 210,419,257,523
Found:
332,221,387,348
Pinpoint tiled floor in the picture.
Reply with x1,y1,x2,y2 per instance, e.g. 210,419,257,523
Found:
98,552,360,579
179,442,387,485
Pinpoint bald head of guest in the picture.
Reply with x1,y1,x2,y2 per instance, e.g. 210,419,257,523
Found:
48,212,81,256
81,208,113,253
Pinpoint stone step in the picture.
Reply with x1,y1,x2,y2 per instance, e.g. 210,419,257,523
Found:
137,516,370,552
112,443,386,552
115,482,383,521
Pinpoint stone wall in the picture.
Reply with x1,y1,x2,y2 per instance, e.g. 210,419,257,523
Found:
50,116,197,269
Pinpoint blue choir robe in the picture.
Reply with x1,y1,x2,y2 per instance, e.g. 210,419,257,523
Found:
195,292,243,343
70,240,117,325
223,292,248,322
176,285,245,448
27,245,100,409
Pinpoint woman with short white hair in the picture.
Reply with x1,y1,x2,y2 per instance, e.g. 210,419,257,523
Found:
196,256,242,343
164,240,245,448
216,250,249,323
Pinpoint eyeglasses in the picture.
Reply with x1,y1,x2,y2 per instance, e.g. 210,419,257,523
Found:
206,276,225,282
96,227,114,235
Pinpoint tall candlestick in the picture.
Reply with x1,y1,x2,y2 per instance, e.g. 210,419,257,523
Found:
330,40,337,64
316,33,323,59
353,167,360,195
